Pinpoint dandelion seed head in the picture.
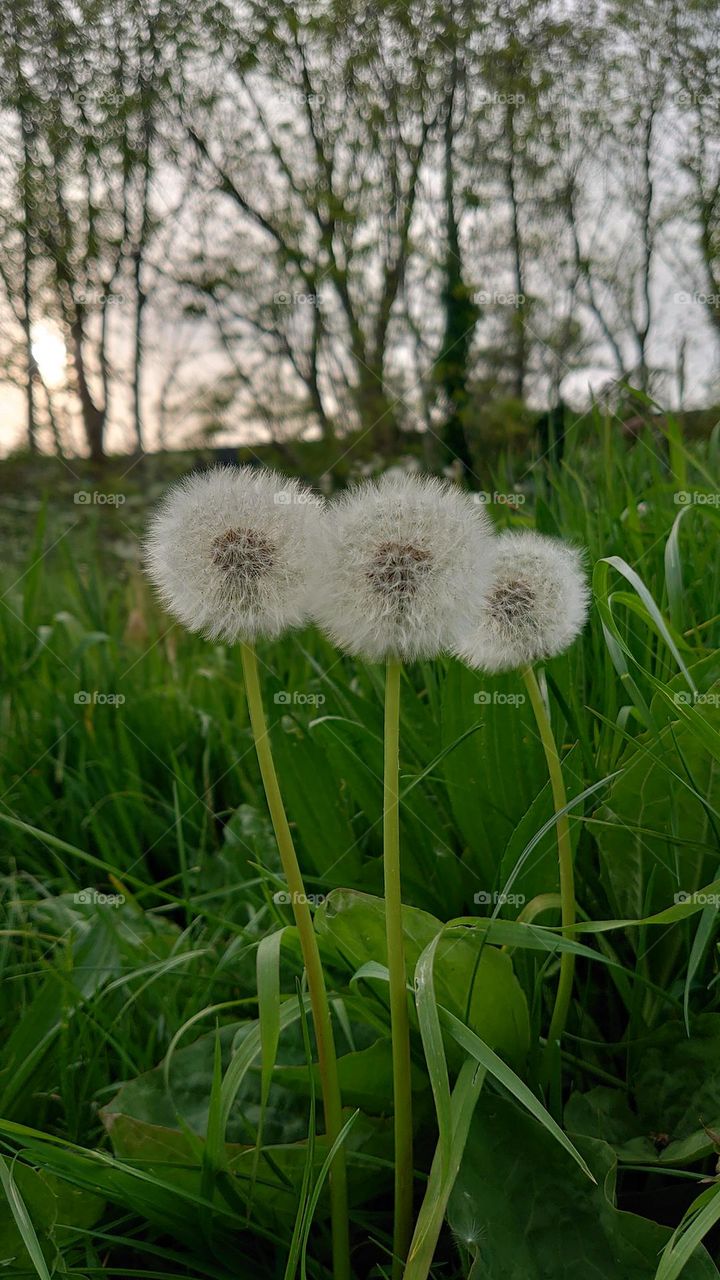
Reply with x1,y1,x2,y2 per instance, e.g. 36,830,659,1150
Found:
210,526,276,586
311,472,496,662
145,466,323,642
366,540,434,601
454,530,589,671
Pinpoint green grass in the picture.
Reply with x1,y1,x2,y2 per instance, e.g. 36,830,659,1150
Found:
0,411,719,1279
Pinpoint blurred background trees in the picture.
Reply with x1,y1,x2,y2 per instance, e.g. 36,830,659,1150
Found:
0,0,718,461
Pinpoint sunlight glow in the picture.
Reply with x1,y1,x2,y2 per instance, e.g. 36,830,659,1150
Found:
31,320,67,390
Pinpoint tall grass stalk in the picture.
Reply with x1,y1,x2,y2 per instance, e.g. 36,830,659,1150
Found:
521,664,576,1073
239,641,350,1280
384,657,414,1277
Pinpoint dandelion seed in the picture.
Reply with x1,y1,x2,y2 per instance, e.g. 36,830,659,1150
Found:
454,530,588,671
145,466,323,642
311,473,496,662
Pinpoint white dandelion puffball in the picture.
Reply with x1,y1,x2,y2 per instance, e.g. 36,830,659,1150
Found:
454,530,589,672
310,472,496,662
145,466,324,642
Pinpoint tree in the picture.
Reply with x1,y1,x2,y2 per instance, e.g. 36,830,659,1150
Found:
0,0,197,458
180,0,450,451
667,0,720,344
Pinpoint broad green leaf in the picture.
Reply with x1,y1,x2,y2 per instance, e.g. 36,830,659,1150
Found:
314,888,442,981
274,1036,426,1112
566,1015,720,1169
441,1007,593,1181
448,1098,718,1279
431,932,531,1068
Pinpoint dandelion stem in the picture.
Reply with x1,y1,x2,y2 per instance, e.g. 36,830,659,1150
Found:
240,641,350,1280
384,657,414,1277
521,664,576,1072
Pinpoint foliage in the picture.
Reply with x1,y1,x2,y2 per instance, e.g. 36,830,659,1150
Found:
0,412,719,1277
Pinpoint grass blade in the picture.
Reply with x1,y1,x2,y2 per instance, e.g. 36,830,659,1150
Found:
0,1155,52,1280
439,1008,595,1182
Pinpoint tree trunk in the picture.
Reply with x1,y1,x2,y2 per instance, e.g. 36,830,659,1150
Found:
357,369,400,456
21,119,37,453
71,319,105,460
506,137,527,401
132,249,145,452
635,106,654,392
434,82,477,478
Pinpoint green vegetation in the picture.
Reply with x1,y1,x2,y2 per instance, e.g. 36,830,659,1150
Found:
1,412,720,1279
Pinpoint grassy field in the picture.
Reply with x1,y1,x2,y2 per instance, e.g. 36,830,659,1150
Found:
1,412,719,1279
